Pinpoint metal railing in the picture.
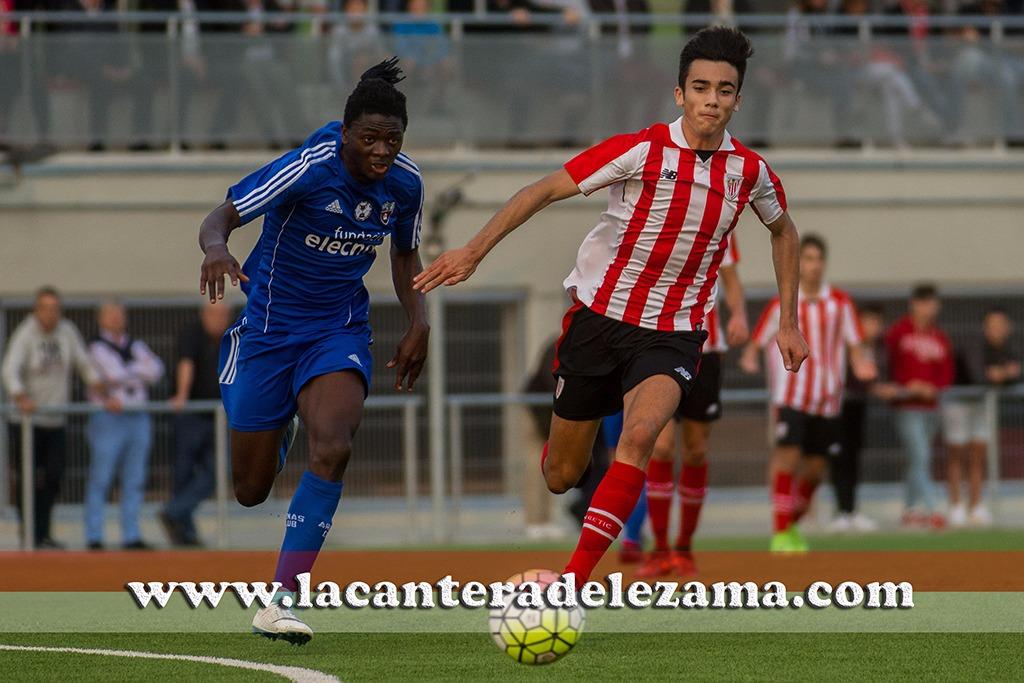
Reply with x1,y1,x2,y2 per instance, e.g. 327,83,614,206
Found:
2,394,422,551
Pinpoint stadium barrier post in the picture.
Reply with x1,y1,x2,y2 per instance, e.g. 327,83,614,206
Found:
0,306,7,510
20,415,34,552
402,399,418,539
214,405,229,549
166,16,182,154
448,402,463,538
427,292,447,542
984,388,1002,522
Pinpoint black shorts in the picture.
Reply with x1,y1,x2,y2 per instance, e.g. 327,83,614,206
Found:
552,304,705,421
674,351,723,423
774,407,843,457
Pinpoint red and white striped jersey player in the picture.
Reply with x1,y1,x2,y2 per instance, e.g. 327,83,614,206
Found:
416,27,809,585
741,235,876,553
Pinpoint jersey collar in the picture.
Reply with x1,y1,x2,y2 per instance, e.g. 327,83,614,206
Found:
669,116,735,152
799,282,832,302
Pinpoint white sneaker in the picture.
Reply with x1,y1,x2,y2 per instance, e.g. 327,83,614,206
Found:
252,603,313,645
969,505,993,528
849,513,879,533
949,503,968,528
828,514,852,533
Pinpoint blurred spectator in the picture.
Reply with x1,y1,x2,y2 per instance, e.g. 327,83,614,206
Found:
328,0,385,89
84,299,164,550
945,307,1021,527
161,301,232,547
882,284,953,530
196,0,248,150
0,0,19,148
394,0,454,114
948,0,1023,146
830,302,885,533
48,0,146,151
2,286,103,549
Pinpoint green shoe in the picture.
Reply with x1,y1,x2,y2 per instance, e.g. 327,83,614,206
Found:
770,531,793,553
785,525,810,553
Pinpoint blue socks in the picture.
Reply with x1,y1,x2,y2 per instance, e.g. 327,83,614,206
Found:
623,483,648,545
273,471,343,592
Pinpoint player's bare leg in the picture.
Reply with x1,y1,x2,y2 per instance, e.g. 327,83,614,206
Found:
543,416,602,494
231,428,291,507
674,419,711,577
564,375,681,583
636,419,678,578
769,445,802,552
255,370,364,645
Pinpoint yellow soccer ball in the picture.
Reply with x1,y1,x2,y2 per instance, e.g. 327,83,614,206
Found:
488,569,585,665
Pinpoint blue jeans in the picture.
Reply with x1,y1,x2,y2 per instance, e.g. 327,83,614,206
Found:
896,408,939,512
163,414,215,542
85,411,152,545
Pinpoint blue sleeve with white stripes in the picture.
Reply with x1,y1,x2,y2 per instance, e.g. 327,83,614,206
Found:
391,154,424,252
227,125,339,225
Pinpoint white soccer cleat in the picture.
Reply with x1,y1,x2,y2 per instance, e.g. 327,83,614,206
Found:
949,503,968,529
969,505,993,528
827,514,852,534
252,603,313,645
849,513,879,533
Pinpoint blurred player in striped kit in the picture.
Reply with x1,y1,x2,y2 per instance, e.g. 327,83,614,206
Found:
741,235,876,552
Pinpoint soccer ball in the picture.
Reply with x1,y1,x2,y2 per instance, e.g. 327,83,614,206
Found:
488,569,585,665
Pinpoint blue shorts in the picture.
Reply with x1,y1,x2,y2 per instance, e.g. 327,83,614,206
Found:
218,316,373,432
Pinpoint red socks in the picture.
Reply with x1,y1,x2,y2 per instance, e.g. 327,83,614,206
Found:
564,461,646,583
772,470,794,533
645,460,674,552
791,478,819,524
676,463,707,552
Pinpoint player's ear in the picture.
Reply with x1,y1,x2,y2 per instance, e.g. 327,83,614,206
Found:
341,125,350,145
673,85,684,108
734,91,742,112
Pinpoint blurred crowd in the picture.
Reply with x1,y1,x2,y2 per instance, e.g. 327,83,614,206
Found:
1,0,1024,150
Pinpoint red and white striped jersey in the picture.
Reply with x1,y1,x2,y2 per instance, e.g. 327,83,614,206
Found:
562,117,786,332
702,236,740,353
752,284,864,417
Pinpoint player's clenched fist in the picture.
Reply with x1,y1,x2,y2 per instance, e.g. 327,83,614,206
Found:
776,324,809,373
413,247,481,293
200,244,248,303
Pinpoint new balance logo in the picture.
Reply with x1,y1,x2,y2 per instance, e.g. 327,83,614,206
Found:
660,168,678,181
325,200,344,215
675,366,692,381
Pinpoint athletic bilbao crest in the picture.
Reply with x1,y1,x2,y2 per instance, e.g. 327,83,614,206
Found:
355,201,373,222
725,174,742,201
380,201,396,225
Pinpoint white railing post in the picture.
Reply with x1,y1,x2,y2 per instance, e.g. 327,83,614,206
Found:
20,416,34,551
214,405,230,549
448,402,463,539
427,293,447,543
402,399,418,539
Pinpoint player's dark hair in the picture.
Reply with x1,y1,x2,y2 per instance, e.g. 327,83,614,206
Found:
911,283,939,301
343,57,408,129
678,26,754,90
799,233,828,259
985,306,1009,318
35,285,60,302
860,302,885,318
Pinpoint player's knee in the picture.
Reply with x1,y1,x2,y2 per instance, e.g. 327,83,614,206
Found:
233,479,270,508
681,435,707,467
543,459,577,494
618,421,660,464
308,432,353,480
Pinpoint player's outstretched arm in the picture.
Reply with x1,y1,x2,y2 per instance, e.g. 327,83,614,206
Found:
199,200,249,303
764,212,808,372
413,169,580,293
388,246,429,392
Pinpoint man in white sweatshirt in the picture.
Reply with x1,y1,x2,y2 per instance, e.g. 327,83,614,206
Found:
2,286,104,548
85,299,164,550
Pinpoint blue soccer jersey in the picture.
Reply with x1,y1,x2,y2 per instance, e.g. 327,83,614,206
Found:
217,122,423,432
227,121,424,334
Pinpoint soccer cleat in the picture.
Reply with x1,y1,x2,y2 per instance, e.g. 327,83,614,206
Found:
278,415,299,473
770,531,792,553
634,550,673,578
827,514,852,534
849,513,878,533
785,525,809,553
619,539,643,564
948,503,968,529
252,603,313,645
969,505,993,528
928,513,947,531
672,550,699,579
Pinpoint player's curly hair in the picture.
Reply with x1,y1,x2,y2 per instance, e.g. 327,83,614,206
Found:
678,26,754,91
343,57,408,129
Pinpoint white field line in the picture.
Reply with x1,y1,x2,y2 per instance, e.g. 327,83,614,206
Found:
0,644,340,683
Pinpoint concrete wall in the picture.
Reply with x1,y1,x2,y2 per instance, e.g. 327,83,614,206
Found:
2,150,1022,365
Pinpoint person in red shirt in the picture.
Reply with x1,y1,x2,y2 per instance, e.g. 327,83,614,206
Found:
881,284,954,529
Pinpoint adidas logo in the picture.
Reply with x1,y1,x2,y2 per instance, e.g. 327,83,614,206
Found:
325,200,343,215
660,168,678,181
348,353,363,367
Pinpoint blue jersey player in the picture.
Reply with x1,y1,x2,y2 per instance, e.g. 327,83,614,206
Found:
197,59,428,644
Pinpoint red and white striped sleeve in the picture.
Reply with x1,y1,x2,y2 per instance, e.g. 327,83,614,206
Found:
749,159,787,226
840,295,864,346
563,130,649,196
752,297,781,348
